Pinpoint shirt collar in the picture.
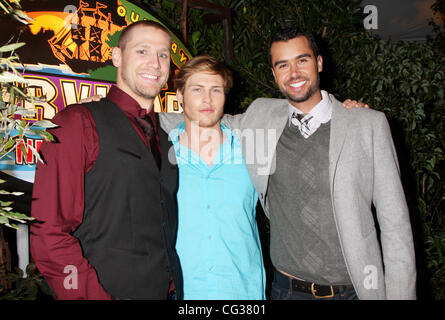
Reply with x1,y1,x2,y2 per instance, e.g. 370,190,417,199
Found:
107,85,149,118
107,85,158,133
168,121,185,145
288,90,333,124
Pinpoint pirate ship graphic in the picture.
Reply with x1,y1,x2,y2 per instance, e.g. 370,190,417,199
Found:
18,0,191,79
0,0,192,183
46,0,122,74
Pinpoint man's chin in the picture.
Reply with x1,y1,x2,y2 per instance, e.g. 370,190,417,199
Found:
135,84,166,99
284,87,317,104
188,119,221,130
136,89,161,101
286,94,311,104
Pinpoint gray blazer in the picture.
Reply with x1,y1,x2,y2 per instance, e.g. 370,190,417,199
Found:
159,94,416,300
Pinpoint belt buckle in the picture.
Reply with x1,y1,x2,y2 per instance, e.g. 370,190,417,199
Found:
311,283,334,298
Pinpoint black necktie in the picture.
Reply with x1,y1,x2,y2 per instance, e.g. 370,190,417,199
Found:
136,115,162,169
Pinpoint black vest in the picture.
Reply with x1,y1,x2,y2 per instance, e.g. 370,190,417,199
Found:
73,99,183,299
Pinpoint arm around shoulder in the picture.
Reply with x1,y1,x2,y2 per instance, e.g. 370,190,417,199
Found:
222,98,285,130
159,112,184,133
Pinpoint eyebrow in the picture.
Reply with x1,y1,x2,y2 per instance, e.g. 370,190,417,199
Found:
188,84,224,89
134,43,170,52
273,53,312,68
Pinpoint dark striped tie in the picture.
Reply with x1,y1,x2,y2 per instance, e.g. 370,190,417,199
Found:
292,113,313,138
136,115,162,169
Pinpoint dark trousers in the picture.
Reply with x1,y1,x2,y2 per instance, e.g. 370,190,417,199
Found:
270,270,359,300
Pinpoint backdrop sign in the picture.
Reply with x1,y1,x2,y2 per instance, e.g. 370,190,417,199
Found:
0,0,191,182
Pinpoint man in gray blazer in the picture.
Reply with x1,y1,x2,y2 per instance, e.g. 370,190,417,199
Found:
220,27,416,300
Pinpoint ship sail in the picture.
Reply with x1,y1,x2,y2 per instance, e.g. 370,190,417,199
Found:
47,0,113,66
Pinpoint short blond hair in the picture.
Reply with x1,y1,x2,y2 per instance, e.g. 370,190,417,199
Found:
118,20,171,50
173,55,233,94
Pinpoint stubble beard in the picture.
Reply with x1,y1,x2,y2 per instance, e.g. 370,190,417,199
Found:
283,73,321,104
135,84,161,100
122,71,166,101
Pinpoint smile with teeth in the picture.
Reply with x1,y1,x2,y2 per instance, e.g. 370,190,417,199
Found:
140,73,159,81
289,80,307,89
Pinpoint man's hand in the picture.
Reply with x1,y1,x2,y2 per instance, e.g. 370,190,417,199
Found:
342,99,370,109
79,95,104,104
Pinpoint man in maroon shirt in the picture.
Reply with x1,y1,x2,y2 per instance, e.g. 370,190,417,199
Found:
30,21,182,300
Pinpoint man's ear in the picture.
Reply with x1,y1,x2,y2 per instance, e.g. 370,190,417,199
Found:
317,55,323,73
176,89,184,109
271,67,277,83
112,47,122,68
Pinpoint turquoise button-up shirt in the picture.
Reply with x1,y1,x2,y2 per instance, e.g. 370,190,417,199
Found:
169,122,266,300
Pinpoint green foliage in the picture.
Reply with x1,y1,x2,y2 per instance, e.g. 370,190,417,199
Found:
0,0,32,25
0,0,56,232
0,177,38,228
0,263,55,300
0,185,35,229
334,32,445,299
0,0,57,302
144,0,445,299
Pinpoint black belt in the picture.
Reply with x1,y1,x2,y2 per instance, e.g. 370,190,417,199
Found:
273,270,355,298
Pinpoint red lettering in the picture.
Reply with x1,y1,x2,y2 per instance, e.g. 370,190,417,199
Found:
15,138,43,165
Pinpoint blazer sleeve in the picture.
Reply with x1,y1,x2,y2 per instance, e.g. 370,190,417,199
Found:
222,98,273,130
371,112,416,299
159,112,184,133
222,113,244,130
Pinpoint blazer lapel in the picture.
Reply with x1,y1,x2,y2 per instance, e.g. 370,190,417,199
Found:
329,98,349,189
273,101,291,141
267,101,290,174
257,100,289,216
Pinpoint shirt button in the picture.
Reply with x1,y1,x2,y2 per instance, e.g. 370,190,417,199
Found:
209,267,213,271
208,236,212,240
207,205,210,209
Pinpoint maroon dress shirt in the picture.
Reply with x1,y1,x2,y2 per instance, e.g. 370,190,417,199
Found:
30,86,161,300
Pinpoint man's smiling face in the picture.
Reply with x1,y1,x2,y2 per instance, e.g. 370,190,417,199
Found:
112,25,171,109
270,35,323,110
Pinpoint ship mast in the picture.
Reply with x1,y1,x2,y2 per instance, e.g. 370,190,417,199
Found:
48,1,112,64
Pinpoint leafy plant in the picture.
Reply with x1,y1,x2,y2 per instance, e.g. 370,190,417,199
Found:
0,0,32,25
0,0,55,301
0,0,56,231
0,179,34,228
0,262,55,300
333,31,445,299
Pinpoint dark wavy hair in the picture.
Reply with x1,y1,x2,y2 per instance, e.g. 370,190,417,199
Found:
268,26,319,63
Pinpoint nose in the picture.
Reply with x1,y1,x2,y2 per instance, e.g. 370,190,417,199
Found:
202,89,212,103
144,52,161,69
289,62,301,77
